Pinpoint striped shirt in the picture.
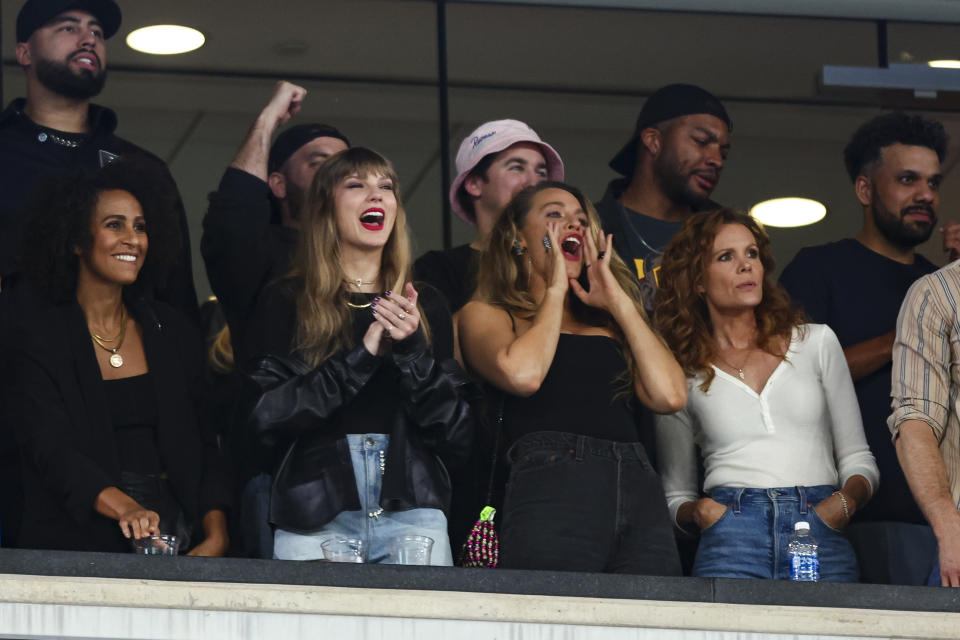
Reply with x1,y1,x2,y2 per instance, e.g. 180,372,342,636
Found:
889,262,960,507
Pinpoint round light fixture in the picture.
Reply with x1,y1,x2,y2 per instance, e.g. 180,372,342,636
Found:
126,25,205,55
928,60,960,69
749,197,826,228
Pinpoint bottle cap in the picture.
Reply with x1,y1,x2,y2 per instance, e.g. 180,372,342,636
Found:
795,521,810,532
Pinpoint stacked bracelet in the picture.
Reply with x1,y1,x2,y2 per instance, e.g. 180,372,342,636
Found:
832,490,850,518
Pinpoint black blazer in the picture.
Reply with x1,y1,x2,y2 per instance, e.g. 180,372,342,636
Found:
3,294,230,552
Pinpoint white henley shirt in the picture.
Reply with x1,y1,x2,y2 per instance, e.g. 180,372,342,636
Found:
655,323,880,527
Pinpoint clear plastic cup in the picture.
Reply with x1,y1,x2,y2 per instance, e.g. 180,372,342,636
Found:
389,535,434,565
131,534,180,556
321,537,366,563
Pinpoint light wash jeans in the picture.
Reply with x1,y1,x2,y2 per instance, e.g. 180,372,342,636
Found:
693,485,859,582
274,434,453,565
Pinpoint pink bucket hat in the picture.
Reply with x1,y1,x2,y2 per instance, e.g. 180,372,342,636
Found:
449,119,564,225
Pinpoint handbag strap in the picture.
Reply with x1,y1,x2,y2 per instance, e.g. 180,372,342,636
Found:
483,391,504,504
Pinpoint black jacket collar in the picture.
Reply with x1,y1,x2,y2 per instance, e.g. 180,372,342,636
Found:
0,98,118,136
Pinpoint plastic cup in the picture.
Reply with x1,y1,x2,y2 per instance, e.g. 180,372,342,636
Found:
321,538,366,563
131,534,180,556
389,535,434,565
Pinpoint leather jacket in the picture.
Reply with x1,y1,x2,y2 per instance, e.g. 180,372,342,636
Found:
247,328,475,532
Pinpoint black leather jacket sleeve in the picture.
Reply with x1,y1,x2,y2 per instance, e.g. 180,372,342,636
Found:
246,344,383,449
392,329,475,469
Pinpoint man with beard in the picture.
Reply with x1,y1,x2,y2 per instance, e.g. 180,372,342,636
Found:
0,0,197,312
200,81,348,558
598,84,731,311
780,112,950,585
0,0,198,549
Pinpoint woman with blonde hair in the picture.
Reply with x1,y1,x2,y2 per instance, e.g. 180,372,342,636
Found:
459,181,686,574
654,208,878,581
245,147,473,564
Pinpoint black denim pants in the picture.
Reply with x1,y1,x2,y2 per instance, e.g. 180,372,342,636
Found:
500,430,681,575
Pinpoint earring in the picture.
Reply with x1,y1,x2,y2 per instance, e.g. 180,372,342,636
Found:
511,239,526,256
542,235,552,251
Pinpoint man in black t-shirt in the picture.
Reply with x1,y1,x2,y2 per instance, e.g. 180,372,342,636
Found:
597,84,731,311
414,119,563,313
780,112,952,585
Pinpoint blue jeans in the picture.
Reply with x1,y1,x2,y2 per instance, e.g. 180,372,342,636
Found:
500,431,681,575
693,485,859,582
273,434,453,565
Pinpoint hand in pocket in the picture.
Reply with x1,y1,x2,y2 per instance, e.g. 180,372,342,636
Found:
694,496,728,530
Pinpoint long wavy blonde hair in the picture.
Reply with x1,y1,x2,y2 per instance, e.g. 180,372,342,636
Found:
475,181,649,393
290,147,426,367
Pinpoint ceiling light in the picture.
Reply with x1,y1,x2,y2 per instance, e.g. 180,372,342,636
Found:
126,25,205,55
750,198,826,228
928,60,960,69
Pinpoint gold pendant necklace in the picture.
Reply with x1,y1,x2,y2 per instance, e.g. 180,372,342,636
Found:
91,307,127,368
345,277,377,288
716,348,752,380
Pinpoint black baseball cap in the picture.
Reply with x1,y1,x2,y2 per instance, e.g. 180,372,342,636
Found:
609,84,732,176
268,123,351,173
17,0,121,42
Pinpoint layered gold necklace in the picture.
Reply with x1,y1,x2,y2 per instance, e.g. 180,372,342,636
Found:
344,275,378,309
90,307,127,368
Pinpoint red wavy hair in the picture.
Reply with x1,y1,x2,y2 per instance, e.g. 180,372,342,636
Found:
653,208,805,391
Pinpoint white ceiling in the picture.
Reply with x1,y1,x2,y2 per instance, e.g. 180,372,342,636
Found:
4,1,960,299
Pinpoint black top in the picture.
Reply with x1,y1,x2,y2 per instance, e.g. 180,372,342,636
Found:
413,244,480,313
779,238,938,524
3,296,232,553
245,280,472,531
596,178,686,312
243,281,455,444
104,373,162,476
503,334,638,448
201,167,299,364
0,99,198,318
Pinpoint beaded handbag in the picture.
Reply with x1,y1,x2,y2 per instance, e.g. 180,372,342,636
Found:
459,505,499,567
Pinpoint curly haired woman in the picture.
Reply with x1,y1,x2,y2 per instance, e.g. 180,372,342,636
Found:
5,161,231,554
653,208,879,581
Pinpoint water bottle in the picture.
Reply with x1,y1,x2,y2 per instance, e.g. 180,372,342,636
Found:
788,521,819,582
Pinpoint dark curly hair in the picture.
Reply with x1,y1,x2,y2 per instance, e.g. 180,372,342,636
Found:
653,208,805,391
843,112,948,182
20,159,181,302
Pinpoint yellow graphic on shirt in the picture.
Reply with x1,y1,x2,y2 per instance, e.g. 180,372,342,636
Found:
634,258,662,286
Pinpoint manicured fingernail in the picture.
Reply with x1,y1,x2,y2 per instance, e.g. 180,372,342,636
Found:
373,297,380,302
371,309,377,314
385,291,392,296
370,302,377,307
